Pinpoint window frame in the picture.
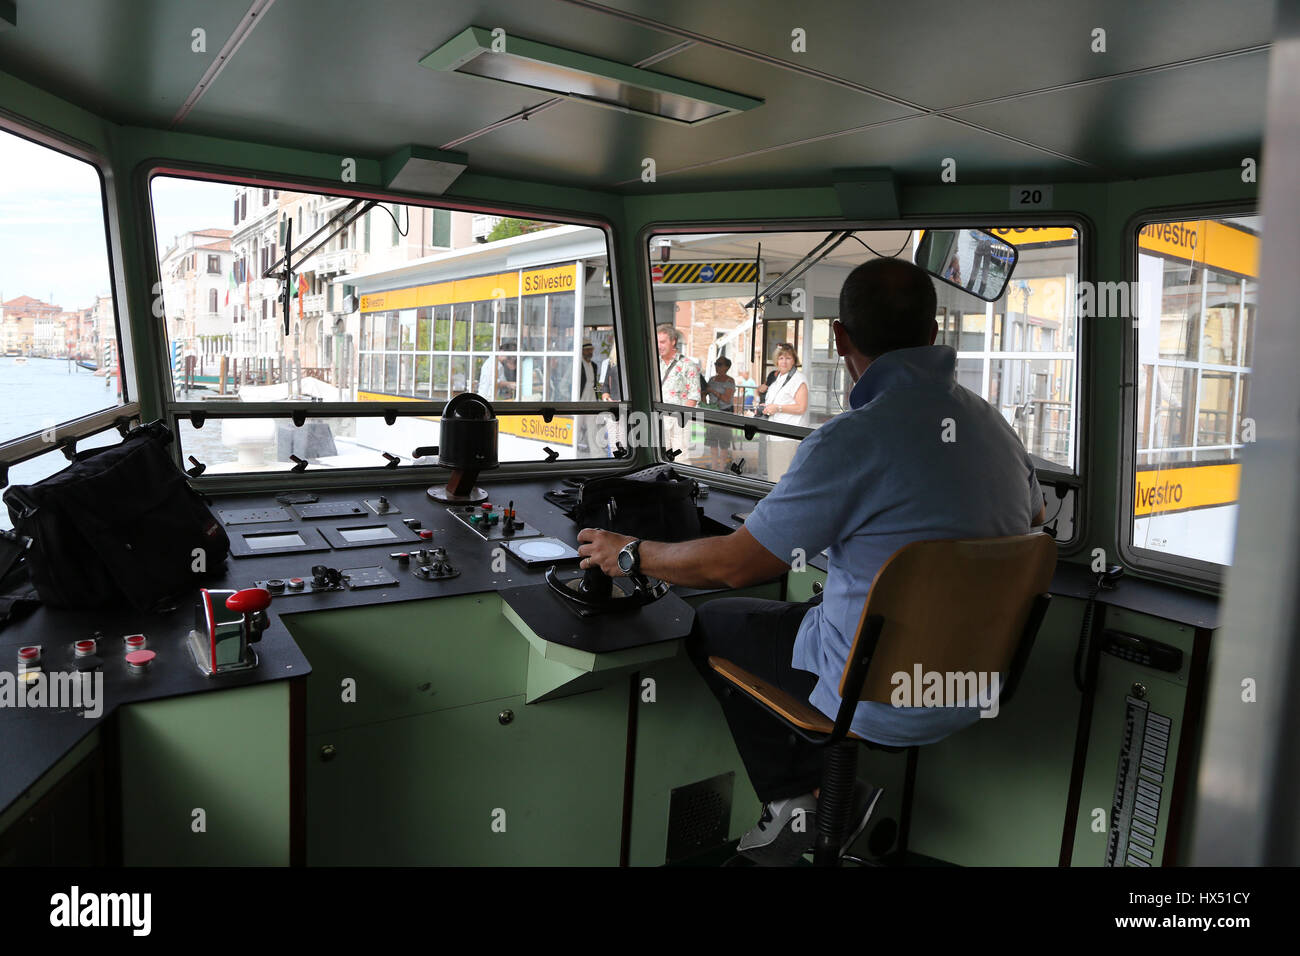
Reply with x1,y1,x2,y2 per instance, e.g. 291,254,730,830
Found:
637,215,1091,550
1119,202,1260,587
0,111,138,483
137,161,630,490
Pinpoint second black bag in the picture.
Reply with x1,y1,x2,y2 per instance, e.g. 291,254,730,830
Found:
2,421,230,611
572,464,702,541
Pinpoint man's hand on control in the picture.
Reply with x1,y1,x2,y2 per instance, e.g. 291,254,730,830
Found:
577,528,634,576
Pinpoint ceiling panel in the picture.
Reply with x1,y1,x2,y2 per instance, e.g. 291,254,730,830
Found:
595,0,1276,109
0,0,1274,191
181,0,697,156
952,51,1269,175
446,58,917,190
0,0,249,125
468,111,1091,192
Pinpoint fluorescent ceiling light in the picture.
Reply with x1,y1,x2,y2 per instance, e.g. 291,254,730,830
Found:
421,26,762,126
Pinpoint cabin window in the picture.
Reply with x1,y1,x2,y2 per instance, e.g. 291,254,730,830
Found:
647,226,1081,484
0,127,127,529
147,173,624,475
1128,214,1260,570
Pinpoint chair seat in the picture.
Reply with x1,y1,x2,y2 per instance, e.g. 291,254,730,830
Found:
708,655,867,740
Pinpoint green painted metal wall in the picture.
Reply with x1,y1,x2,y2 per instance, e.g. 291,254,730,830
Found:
117,682,291,866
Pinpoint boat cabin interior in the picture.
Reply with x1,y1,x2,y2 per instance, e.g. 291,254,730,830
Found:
0,0,1296,905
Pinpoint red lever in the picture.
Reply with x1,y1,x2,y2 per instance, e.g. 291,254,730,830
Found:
226,587,272,614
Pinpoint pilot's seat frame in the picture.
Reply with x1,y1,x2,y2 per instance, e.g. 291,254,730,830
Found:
709,532,1057,866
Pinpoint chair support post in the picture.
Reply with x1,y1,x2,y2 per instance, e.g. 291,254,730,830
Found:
814,742,858,866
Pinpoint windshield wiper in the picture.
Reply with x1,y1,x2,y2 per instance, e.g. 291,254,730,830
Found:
742,230,852,310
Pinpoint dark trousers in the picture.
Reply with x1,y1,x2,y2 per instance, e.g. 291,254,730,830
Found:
684,596,825,803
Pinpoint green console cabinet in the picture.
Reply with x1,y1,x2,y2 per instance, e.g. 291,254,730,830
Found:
117,682,293,866
306,686,628,865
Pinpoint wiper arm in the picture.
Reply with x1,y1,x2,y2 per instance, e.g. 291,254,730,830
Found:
743,230,851,310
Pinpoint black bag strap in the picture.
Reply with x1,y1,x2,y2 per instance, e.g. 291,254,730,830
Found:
660,356,680,386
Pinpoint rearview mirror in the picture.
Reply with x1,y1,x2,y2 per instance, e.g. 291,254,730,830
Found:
915,229,1018,302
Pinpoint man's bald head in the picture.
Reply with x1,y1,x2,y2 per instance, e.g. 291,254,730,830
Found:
838,258,938,359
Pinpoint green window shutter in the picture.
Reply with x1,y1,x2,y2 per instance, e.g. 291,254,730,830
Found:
432,209,451,248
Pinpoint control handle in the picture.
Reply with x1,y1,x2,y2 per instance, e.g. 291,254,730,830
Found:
226,587,272,645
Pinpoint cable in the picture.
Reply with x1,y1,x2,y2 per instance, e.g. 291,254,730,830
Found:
1073,579,1100,692
374,201,408,238
847,231,913,259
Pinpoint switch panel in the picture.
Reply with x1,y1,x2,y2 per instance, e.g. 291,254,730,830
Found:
1106,696,1173,867
217,506,292,525
446,503,541,541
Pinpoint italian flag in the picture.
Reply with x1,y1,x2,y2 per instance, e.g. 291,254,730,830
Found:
225,268,235,306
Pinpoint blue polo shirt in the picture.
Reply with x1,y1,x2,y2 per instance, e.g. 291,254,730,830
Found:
744,345,1043,746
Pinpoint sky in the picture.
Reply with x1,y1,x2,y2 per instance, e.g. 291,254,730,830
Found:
0,130,234,311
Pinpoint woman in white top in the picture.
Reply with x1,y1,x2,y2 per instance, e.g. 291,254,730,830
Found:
761,343,809,481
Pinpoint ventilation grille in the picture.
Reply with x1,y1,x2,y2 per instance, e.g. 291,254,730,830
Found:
665,772,733,863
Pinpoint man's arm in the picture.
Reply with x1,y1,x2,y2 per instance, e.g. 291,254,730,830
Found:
577,526,790,589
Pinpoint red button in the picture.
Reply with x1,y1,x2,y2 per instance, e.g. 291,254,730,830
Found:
226,587,272,614
419,529,434,540
126,649,156,667
481,502,493,510
18,646,39,661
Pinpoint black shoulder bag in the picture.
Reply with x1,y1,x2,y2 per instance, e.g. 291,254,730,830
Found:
2,421,230,611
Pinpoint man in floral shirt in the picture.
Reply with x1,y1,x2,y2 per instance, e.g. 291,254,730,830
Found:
657,324,701,457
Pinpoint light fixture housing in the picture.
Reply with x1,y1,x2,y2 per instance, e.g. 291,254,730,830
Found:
382,145,469,195
421,26,762,126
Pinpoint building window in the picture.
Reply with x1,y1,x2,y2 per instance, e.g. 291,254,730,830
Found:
208,289,218,313
207,255,220,274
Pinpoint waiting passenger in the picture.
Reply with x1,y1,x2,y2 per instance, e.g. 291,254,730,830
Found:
702,356,737,470
760,343,809,481
656,324,700,457
597,343,623,457
577,258,1045,865
576,342,603,456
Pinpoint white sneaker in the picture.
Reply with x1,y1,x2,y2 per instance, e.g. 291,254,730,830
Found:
737,793,819,866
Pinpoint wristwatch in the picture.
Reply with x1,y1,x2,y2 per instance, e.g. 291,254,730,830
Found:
617,539,642,576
